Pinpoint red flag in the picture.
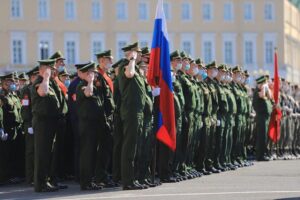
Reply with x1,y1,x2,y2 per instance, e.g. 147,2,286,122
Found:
268,48,282,143
147,0,176,151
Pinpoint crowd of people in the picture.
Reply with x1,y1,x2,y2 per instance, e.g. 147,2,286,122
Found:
0,42,300,193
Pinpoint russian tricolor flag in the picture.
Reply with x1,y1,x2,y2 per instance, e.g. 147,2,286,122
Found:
147,0,176,151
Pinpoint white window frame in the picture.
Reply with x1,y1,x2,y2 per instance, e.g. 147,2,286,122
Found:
10,0,23,19
37,32,53,59
222,33,236,65
244,2,254,21
224,2,234,22
202,2,213,21
243,33,257,67
91,0,103,21
65,0,76,21
90,33,105,61
38,0,50,20
168,33,174,52
181,2,192,21
138,1,149,21
201,33,216,64
163,2,171,20
64,32,79,64
10,32,26,65
137,33,151,48
180,33,195,57
116,33,131,59
264,2,275,21
264,33,277,66
116,1,128,21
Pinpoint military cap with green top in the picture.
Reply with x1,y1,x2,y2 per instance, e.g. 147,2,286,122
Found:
38,59,56,68
58,68,70,76
95,50,113,59
256,75,267,84
77,61,97,73
218,64,227,71
170,50,181,60
69,72,77,79
232,65,242,73
49,50,66,60
112,58,128,69
180,51,188,59
141,47,150,56
195,58,205,68
26,66,39,76
121,42,142,52
206,60,217,69
18,72,28,80
0,72,15,81
13,72,19,80
244,70,250,77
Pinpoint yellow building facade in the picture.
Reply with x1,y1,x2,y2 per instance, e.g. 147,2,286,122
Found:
0,0,300,83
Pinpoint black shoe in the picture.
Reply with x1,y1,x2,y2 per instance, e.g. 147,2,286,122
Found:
143,179,156,187
35,182,59,192
207,167,221,174
199,169,212,175
81,182,103,191
134,180,149,189
160,177,178,183
257,156,270,161
123,182,144,190
50,181,68,189
97,180,116,188
215,166,226,172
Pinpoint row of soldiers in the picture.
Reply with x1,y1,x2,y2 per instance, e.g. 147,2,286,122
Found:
0,42,299,192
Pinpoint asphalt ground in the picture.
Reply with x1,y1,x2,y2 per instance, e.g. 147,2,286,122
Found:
0,159,300,200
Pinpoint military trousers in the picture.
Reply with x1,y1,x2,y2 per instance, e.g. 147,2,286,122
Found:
112,112,123,183
195,117,210,170
255,115,271,160
24,122,34,184
121,112,144,186
33,116,58,192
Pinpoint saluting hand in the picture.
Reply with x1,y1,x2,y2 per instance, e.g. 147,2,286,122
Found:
130,51,137,60
87,72,95,83
43,68,51,80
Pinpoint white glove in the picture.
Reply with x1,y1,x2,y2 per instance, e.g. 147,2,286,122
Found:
217,120,221,127
0,129,8,141
152,87,161,97
28,127,34,135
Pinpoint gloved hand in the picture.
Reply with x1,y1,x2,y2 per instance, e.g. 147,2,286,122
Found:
0,129,8,141
152,87,161,97
216,120,221,127
28,127,34,135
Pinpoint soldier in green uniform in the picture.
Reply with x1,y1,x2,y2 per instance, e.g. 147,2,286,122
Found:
112,58,127,185
204,61,221,173
31,59,65,192
94,50,116,187
213,64,229,172
194,59,213,175
252,75,273,161
118,42,146,190
170,50,186,180
76,61,105,190
20,66,39,185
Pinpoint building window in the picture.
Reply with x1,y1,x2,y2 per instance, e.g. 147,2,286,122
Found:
182,41,192,55
181,2,191,21
64,33,79,64
224,41,233,64
203,41,212,64
244,2,253,21
65,0,76,20
224,2,233,21
116,33,130,59
264,3,274,21
117,41,127,59
11,0,22,19
38,0,49,20
163,2,171,20
202,3,212,21
138,2,148,20
39,41,49,59
92,0,102,21
90,33,105,60
116,1,128,20
38,32,53,60
11,32,26,65
245,41,253,64
265,41,274,64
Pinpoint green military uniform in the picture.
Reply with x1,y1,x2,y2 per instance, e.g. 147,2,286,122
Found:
118,43,146,188
252,76,273,160
20,66,39,184
93,50,116,186
76,62,106,190
204,61,219,173
112,59,127,183
31,59,66,192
